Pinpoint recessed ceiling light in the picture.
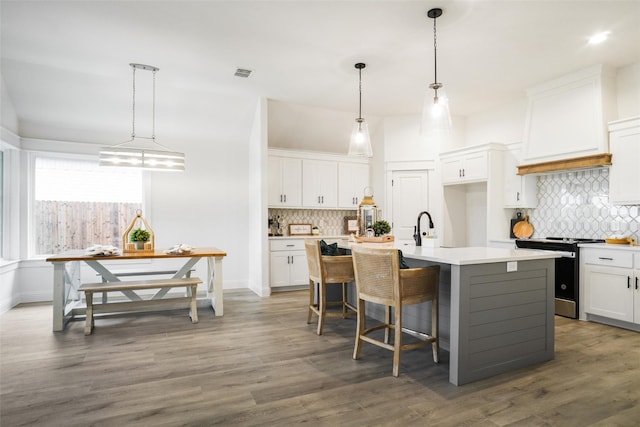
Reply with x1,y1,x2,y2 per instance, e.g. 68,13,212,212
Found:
588,31,610,44
234,68,253,78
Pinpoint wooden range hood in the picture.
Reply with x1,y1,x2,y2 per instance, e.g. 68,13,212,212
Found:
517,153,612,175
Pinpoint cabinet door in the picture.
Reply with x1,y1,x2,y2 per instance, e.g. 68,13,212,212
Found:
290,252,310,286
268,157,302,207
462,152,488,182
280,158,302,206
441,157,464,184
270,252,292,288
584,265,634,322
609,124,640,205
503,148,537,208
303,160,337,207
338,162,369,208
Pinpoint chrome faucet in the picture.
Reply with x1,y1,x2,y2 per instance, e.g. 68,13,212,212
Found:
414,211,434,246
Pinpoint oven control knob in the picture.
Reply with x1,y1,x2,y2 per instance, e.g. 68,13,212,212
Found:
560,284,567,290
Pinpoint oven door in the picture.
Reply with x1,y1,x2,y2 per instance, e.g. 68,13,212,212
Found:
554,254,577,318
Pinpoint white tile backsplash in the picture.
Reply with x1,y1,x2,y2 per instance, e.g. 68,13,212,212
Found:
527,168,639,240
268,208,357,236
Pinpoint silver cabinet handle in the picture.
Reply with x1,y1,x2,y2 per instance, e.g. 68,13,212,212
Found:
598,257,614,260
517,192,520,201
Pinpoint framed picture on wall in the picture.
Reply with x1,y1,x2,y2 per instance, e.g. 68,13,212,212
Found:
289,223,312,236
344,216,358,234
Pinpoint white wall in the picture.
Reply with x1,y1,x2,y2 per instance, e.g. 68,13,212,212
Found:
616,62,640,119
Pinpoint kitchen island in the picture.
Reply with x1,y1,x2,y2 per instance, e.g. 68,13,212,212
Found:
340,241,559,385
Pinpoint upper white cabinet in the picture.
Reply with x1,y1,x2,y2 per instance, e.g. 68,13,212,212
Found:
302,160,338,207
268,156,302,207
268,149,369,209
503,143,537,208
609,117,640,205
440,144,500,185
522,65,616,164
338,162,370,208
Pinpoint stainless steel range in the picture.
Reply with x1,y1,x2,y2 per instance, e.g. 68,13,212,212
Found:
515,237,604,319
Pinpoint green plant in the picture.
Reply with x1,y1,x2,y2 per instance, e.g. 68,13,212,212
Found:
372,220,391,237
130,228,150,242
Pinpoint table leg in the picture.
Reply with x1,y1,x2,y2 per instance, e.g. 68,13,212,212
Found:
207,256,224,316
52,262,66,332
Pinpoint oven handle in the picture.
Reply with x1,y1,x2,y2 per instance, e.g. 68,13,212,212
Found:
554,251,576,258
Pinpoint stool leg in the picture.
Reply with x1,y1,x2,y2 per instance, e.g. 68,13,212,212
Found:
307,279,315,324
317,282,326,335
392,305,402,377
84,292,94,336
384,306,391,344
432,298,439,363
341,282,348,318
353,298,366,360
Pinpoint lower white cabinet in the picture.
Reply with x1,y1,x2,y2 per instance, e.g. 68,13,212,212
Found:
582,247,640,326
269,239,309,289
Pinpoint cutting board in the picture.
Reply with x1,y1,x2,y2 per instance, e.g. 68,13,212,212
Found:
513,215,534,239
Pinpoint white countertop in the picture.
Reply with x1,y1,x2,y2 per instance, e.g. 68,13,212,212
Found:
340,240,559,266
269,235,349,240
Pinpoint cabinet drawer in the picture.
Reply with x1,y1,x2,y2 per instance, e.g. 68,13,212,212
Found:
582,250,633,268
270,239,305,251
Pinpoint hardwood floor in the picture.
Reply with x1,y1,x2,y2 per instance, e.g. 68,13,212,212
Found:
1,289,639,426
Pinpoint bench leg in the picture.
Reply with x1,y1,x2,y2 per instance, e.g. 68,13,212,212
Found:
85,292,94,335
189,285,199,323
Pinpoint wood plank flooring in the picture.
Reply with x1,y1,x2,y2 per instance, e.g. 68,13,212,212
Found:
1,289,639,426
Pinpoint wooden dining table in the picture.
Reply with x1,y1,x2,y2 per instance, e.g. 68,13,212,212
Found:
45,247,227,332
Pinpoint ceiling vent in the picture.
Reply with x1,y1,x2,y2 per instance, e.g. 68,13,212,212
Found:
234,68,253,78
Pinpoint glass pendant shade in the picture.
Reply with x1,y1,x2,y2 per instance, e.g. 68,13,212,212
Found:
348,118,373,157
420,87,452,139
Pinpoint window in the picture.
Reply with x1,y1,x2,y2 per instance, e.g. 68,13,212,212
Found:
33,155,143,255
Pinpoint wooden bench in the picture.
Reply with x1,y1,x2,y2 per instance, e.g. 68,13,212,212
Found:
79,277,202,335
95,269,194,304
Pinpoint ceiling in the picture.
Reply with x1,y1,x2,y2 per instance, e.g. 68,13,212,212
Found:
1,1,639,146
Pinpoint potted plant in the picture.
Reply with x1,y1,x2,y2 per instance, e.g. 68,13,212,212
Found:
130,228,150,250
372,220,391,237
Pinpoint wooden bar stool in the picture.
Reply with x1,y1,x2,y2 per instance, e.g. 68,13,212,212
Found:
351,245,439,377
304,239,357,335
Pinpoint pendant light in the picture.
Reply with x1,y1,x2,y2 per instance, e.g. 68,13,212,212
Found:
421,8,452,139
99,63,185,172
348,62,373,158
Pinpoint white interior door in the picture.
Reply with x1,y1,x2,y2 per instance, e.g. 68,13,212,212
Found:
391,171,429,241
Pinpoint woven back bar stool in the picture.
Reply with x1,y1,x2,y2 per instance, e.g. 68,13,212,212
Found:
304,239,357,335
350,245,439,377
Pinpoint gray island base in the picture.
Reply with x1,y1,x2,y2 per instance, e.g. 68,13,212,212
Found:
341,242,557,386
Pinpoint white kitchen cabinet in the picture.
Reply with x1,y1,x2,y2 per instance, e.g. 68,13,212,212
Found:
608,117,640,205
522,65,616,164
302,159,338,207
338,162,369,208
441,150,488,185
503,143,537,208
268,156,302,207
582,247,640,327
269,239,309,289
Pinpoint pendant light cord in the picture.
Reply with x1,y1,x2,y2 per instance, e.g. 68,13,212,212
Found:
131,66,136,139
358,66,363,120
433,15,438,85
